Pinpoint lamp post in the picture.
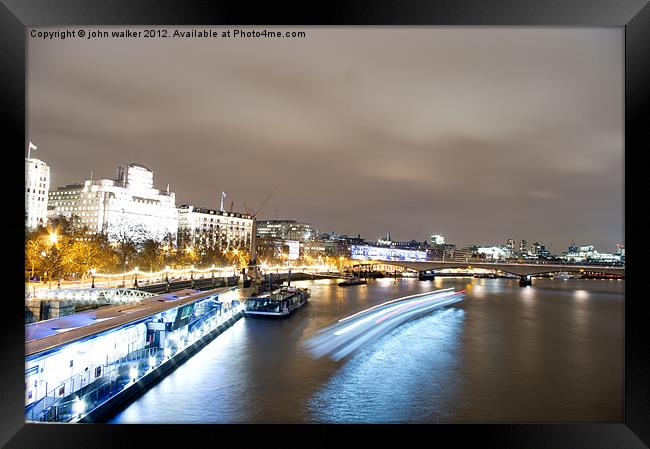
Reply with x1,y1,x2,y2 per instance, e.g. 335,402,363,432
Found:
90,268,96,289
133,267,139,288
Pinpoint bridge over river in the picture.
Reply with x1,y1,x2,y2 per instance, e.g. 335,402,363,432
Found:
374,260,624,286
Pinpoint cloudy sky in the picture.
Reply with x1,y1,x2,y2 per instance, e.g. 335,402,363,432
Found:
28,27,623,252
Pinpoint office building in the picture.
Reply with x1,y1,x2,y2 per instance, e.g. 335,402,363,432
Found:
26,158,50,229
256,220,316,242
48,163,178,242
519,240,528,255
430,234,445,245
177,205,253,251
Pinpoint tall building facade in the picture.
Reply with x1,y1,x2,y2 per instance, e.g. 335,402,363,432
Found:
452,247,473,262
177,205,253,251
256,220,316,242
530,242,541,255
519,239,528,255
48,164,178,242
321,233,365,257
427,243,456,261
25,158,50,229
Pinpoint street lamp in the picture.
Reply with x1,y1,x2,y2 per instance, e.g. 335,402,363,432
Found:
133,266,139,288
48,231,59,246
90,268,96,288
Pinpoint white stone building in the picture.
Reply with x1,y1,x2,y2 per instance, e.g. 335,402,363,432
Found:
477,246,510,260
25,158,50,229
47,164,177,242
177,205,253,250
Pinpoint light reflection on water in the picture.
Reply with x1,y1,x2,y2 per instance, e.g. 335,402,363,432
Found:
309,307,465,423
108,277,623,423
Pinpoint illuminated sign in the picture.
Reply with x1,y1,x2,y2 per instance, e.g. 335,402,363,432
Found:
350,245,427,262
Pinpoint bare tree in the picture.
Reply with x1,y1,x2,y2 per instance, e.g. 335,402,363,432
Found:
109,217,150,270
137,238,163,272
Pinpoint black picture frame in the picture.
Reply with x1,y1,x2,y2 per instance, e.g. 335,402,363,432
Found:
1,1,648,447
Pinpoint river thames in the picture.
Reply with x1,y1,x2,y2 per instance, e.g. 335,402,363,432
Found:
107,277,623,423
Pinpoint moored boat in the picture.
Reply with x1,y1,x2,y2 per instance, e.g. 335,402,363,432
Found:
473,273,498,279
338,277,367,286
243,286,309,317
554,272,577,280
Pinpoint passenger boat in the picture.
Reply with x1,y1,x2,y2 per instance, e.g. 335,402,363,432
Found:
243,286,310,317
338,276,367,286
417,271,436,280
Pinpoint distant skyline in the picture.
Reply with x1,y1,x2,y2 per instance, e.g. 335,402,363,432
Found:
28,27,623,252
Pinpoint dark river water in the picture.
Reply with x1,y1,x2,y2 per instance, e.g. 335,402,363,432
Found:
107,277,623,423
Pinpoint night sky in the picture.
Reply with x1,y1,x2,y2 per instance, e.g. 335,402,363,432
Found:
27,27,623,252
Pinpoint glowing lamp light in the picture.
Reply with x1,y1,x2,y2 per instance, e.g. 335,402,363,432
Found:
48,232,59,245
73,396,85,416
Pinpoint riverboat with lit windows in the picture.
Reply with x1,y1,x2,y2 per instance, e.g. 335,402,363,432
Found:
243,286,309,317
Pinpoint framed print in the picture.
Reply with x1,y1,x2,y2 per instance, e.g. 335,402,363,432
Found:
1,0,649,447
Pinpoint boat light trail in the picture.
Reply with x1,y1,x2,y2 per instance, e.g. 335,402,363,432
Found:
337,288,455,324
305,289,465,361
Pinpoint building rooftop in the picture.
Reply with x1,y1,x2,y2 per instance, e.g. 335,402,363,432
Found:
127,162,151,171
25,287,236,357
179,204,252,219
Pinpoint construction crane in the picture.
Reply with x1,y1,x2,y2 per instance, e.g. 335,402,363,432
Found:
245,190,275,266
220,191,226,212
